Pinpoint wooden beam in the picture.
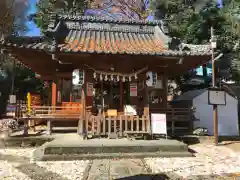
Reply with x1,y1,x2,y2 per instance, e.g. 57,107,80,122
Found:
11,49,58,74
51,82,57,106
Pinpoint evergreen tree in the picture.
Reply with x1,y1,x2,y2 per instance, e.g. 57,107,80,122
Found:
33,0,92,32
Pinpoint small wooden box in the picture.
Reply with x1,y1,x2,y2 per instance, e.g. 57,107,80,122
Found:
107,109,117,116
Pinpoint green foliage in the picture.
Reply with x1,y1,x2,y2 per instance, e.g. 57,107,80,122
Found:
154,0,240,82
0,55,43,99
14,65,43,94
34,0,91,32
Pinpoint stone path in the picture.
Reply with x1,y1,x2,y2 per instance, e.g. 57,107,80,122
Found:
1,143,240,179
85,159,152,180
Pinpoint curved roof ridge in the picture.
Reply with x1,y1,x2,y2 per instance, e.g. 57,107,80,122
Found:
57,14,165,26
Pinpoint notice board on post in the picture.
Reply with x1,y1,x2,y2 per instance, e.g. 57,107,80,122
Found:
151,113,167,135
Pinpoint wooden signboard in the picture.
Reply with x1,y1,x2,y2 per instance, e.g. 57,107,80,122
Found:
151,113,167,135
130,83,137,97
31,94,41,106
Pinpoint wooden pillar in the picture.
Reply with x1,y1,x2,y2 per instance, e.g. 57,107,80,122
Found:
48,81,56,135
109,81,113,108
78,69,93,137
51,82,57,106
120,81,123,111
57,79,62,104
162,71,168,108
78,89,85,136
46,120,52,135
85,70,93,109
101,81,104,109
23,118,29,136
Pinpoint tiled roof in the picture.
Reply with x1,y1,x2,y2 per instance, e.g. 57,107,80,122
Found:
173,89,206,101
0,14,212,56
59,29,168,55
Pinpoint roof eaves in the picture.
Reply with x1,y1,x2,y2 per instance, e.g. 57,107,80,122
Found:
173,89,206,101
64,23,155,34
58,48,211,56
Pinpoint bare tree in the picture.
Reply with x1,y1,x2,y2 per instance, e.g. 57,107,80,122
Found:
85,0,149,20
0,0,29,35
0,0,29,95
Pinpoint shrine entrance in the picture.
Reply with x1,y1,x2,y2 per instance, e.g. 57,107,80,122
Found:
2,13,211,136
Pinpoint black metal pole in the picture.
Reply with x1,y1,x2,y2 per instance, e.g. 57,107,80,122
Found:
11,59,16,94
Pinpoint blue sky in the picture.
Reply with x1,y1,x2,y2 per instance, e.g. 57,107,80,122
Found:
25,0,40,36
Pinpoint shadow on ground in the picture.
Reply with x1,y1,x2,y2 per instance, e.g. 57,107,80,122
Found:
175,136,200,145
115,174,171,180
12,130,44,137
114,173,240,180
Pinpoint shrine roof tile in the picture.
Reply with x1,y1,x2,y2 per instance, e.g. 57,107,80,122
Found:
0,21,211,56
58,29,169,55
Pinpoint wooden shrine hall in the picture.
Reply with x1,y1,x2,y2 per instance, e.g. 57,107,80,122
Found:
0,13,212,137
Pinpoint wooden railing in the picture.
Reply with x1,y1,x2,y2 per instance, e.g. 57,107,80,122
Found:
16,105,192,137
14,101,27,120
18,105,151,137
30,106,82,119
78,114,151,138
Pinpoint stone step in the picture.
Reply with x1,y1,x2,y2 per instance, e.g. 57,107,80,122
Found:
32,135,192,161
33,151,193,161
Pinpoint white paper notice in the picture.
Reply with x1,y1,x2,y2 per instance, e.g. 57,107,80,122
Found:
209,90,226,105
151,113,167,135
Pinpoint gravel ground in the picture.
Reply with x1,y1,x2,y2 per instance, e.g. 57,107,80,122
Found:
0,148,89,180
145,144,240,179
1,143,240,179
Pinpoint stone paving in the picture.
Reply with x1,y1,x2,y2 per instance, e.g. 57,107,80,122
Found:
1,143,240,179
86,158,152,180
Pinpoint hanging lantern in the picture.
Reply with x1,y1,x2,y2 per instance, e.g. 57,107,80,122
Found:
134,74,137,79
117,75,120,81
104,74,108,81
122,76,125,82
93,72,97,79
111,74,114,81
100,74,103,81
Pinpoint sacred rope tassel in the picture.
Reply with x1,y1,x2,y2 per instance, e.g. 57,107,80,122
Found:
134,74,137,79
129,76,131,82
104,75,108,81
122,76,125,82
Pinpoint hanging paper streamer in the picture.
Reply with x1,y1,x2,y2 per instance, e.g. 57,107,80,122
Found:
90,66,148,82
